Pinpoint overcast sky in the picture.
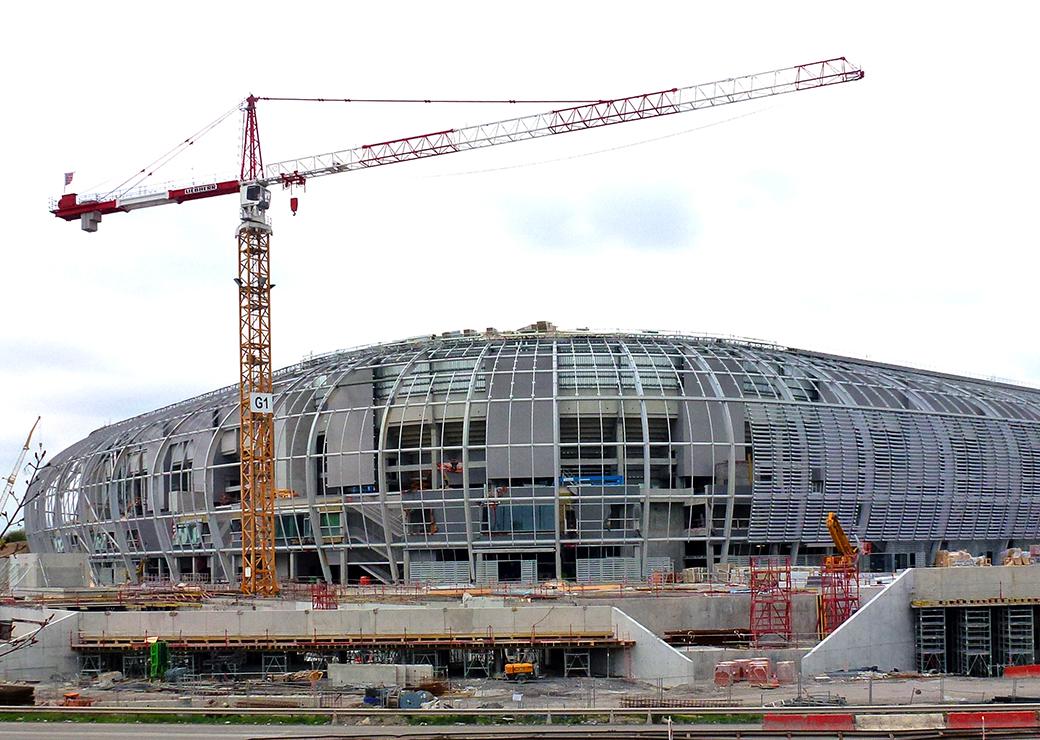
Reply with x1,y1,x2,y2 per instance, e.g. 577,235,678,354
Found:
1,2,1037,482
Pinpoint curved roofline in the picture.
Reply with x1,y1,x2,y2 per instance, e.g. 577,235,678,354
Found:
86,325,1039,434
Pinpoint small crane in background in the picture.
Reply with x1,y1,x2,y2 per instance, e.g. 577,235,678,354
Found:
0,417,44,543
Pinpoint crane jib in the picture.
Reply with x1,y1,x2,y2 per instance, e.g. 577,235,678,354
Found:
51,179,240,221
51,58,862,223
262,57,863,183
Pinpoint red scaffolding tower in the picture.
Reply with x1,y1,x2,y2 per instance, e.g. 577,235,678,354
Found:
750,556,792,647
819,558,859,636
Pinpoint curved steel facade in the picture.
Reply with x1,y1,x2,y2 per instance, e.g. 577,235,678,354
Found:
25,329,1040,585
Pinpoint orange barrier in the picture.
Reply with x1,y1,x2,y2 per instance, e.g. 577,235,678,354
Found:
1004,664,1040,678
946,711,1039,729
762,713,855,731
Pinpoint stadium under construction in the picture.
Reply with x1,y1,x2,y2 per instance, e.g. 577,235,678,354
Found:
22,325,1040,587
1,325,1040,710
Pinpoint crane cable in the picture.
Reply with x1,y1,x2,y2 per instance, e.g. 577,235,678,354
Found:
99,101,243,200
90,96,602,199
428,104,779,178
92,96,777,198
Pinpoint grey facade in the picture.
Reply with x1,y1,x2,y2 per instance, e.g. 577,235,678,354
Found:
24,327,1040,585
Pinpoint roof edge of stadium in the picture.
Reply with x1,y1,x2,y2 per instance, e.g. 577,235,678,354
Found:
85,324,1038,435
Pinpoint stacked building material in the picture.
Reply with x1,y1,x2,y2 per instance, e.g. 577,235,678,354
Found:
713,661,738,687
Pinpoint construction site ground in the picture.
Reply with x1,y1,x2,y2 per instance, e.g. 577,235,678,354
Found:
23,673,1040,714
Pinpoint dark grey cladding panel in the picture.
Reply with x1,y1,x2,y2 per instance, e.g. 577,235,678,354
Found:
324,371,376,488
747,396,1040,544
486,350,554,478
676,400,736,478
1013,500,1040,538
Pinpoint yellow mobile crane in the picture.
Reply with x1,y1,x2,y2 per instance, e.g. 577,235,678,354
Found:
824,511,858,568
820,512,861,636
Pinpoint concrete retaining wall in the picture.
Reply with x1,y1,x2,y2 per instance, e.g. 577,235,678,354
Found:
610,607,694,687
5,554,90,590
0,606,80,681
78,604,617,639
801,568,916,675
913,565,1040,602
580,592,820,639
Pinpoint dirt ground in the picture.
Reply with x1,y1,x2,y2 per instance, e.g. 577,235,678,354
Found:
27,673,1040,711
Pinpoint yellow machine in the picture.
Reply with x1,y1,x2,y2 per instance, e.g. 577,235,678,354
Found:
825,512,858,568
504,662,535,680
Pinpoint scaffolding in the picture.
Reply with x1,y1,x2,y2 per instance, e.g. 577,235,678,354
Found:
121,654,147,679
820,558,859,636
563,650,591,677
311,583,338,610
996,606,1035,671
261,653,288,678
915,608,947,673
463,649,494,678
954,608,993,677
750,556,792,647
409,651,440,667
78,654,102,678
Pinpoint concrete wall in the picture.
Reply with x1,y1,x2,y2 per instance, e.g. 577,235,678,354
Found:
801,568,916,675
610,607,694,688
0,606,80,681
327,662,434,687
583,592,819,639
77,604,617,639
74,603,692,688
6,554,91,590
912,565,1040,602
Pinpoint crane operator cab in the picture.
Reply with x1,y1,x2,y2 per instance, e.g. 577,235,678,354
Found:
239,183,272,229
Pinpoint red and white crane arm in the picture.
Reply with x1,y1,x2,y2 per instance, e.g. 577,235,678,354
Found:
265,57,861,182
51,57,862,229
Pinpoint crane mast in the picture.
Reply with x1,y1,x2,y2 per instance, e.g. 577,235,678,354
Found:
237,97,278,595
50,58,864,596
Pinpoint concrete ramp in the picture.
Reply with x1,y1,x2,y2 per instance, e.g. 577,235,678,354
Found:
611,606,694,687
801,568,916,676
0,606,79,681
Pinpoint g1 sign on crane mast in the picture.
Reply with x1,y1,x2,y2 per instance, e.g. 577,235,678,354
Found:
51,58,864,595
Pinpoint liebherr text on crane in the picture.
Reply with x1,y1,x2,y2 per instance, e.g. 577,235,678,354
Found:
51,58,863,596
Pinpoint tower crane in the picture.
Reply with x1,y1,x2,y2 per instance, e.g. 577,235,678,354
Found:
51,58,864,595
